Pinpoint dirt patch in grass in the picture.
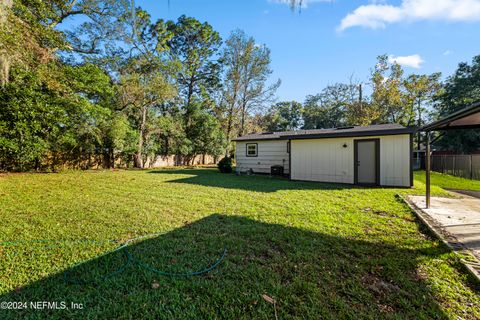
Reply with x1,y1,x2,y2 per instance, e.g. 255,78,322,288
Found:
411,268,429,282
361,207,415,222
362,273,401,313
362,273,400,297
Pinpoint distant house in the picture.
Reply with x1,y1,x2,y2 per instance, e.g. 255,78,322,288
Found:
233,124,415,187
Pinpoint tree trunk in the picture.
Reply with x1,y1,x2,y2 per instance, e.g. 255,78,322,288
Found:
225,81,239,153
111,147,115,169
164,136,169,155
239,61,252,137
0,0,13,87
0,54,10,87
225,101,235,153
240,102,246,136
134,105,147,168
185,74,196,127
187,79,194,108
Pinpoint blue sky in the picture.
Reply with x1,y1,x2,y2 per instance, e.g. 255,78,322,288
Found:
125,1,479,101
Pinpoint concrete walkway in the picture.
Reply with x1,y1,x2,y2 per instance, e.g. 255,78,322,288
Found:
408,192,480,260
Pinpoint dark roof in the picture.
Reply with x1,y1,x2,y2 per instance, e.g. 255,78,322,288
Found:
233,124,415,141
420,102,480,131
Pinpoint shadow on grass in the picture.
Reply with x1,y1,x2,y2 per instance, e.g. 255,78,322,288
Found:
0,214,463,319
148,168,355,192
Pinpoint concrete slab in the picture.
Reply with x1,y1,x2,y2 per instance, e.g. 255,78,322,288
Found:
408,193,480,259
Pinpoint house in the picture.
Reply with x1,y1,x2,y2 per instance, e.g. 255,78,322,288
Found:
233,124,415,187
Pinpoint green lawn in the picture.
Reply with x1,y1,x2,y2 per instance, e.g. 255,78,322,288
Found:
414,170,480,191
0,169,479,319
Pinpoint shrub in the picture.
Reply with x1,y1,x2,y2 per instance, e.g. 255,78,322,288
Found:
217,156,233,173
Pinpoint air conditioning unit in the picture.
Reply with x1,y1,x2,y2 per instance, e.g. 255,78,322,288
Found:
271,165,284,176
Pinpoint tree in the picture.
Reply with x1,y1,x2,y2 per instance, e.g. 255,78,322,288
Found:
118,58,176,168
221,30,279,138
97,6,182,168
0,63,114,171
1,2,280,171
0,0,129,86
265,101,303,132
371,55,405,124
0,0,13,86
0,0,66,87
102,113,137,168
403,73,442,149
164,15,225,161
238,41,279,136
53,63,115,169
434,55,480,153
303,83,358,129
220,30,245,147
0,0,142,171
181,104,226,164
59,0,131,56
166,16,222,121
369,54,442,134
0,68,65,170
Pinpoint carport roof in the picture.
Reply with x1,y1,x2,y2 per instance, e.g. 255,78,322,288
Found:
233,124,415,141
420,102,480,131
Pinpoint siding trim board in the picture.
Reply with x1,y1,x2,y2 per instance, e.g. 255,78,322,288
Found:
409,134,414,187
288,139,292,179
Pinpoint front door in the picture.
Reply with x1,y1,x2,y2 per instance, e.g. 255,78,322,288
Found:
355,139,379,185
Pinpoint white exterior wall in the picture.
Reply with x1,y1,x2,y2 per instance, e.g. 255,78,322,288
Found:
290,134,411,187
235,140,290,174
378,135,411,187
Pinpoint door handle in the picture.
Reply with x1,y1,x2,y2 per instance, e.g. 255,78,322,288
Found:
357,161,360,166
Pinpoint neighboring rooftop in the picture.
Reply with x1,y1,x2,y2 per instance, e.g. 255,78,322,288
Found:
233,124,415,141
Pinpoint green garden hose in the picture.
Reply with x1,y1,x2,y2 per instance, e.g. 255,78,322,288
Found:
1,235,227,286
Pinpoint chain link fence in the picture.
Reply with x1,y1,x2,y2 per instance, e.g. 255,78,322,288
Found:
431,154,480,180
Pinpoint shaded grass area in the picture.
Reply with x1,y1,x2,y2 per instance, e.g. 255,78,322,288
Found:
0,169,479,319
414,170,480,191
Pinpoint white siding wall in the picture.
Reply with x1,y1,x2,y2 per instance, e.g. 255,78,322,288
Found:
236,140,290,174
291,137,354,184
290,134,411,187
378,134,411,187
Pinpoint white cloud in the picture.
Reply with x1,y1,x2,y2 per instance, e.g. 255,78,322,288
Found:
338,0,480,31
339,4,403,30
443,50,453,55
388,54,425,68
270,0,332,8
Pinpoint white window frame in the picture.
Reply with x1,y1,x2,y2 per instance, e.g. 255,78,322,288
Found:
246,143,258,157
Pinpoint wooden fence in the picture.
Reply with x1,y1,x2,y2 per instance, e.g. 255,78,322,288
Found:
431,154,480,180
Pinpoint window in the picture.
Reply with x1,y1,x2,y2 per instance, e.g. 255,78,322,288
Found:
246,143,258,157
287,141,290,154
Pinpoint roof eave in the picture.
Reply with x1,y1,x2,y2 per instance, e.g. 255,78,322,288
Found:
420,102,480,132
233,127,415,142
231,136,282,142
280,128,415,140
